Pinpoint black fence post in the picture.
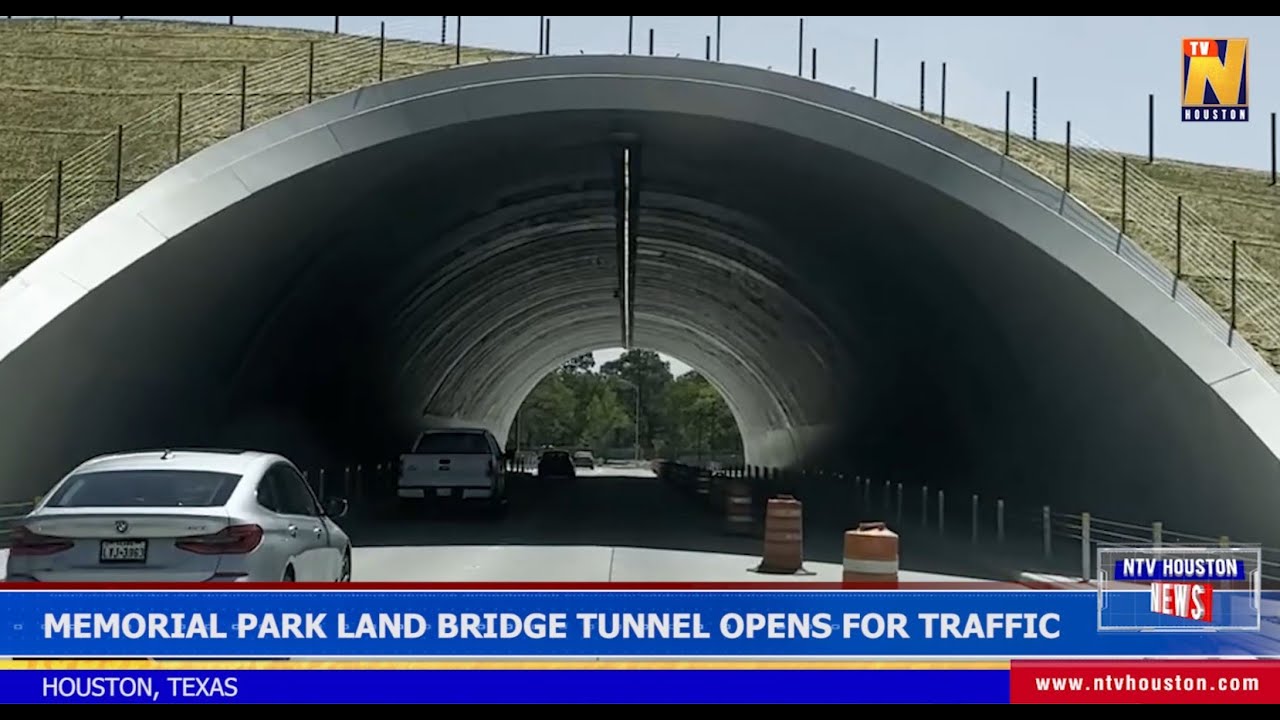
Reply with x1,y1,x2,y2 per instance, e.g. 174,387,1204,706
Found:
918,61,925,113
238,66,247,131
1004,91,1010,155
940,62,947,125
1118,157,1128,251
114,124,123,200
797,18,804,77
811,47,817,80
1032,76,1039,140
1147,93,1155,164
705,35,711,61
454,16,462,65
648,28,654,56
333,16,339,34
228,16,234,26
539,16,545,55
0,199,5,257
1173,195,1183,297
1228,241,1238,346
53,160,63,241
626,16,633,55
872,38,879,98
715,16,721,61
306,42,315,103
544,18,551,54
1065,121,1072,192
1271,112,1276,186
174,93,183,162
440,16,446,44
377,23,385,81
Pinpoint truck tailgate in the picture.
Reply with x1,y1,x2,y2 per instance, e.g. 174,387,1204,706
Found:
400,453,492,488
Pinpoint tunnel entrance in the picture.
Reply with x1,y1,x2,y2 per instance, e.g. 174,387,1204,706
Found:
1,56,1278,549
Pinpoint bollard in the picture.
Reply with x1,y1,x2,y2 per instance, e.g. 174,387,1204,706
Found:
1042,505,1052,558
895,483,903,525
1219,535,1230,548
863,477,871,506
921,485,928,525
843,521,899,588
996,499,1005,543
723,477,754,536
1152,521,1163,547
1080,512,1091,580
883,479,890,510
756,495,804,574
971,494,979,544
318,469,327,501
343,466,351,498
937,490,945,534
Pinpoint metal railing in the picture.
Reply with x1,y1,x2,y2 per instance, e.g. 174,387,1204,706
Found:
0,16,1276,377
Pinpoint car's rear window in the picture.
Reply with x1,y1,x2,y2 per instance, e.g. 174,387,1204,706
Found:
44,470,242,508
413,432,490,454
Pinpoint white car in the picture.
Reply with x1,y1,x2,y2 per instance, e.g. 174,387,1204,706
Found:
4,448,352,583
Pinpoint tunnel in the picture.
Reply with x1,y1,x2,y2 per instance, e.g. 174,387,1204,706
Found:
1,55,1278,545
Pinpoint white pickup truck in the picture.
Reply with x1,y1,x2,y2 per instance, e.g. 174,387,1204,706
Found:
398,428,507,508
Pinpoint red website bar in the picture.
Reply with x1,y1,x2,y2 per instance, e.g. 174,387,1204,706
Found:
1010,660,1280,704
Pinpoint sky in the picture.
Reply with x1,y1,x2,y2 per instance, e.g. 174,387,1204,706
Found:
40,16,1275,375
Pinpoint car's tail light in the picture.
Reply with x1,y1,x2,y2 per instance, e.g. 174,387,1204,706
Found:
9,527,74,556
175,524,263,555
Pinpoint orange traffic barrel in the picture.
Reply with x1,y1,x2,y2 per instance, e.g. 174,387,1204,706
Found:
723,479,754,535
758,495,804,574
843,521,899,587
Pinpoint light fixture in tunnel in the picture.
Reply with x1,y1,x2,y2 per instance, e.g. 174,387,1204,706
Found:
622,146,633,349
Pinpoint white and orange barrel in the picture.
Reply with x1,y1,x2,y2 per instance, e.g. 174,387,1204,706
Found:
843,521,899,587
724,479,753,535
759,495,804,574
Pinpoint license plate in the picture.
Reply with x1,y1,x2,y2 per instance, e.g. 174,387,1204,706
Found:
435,488,452,497
100,539,148,563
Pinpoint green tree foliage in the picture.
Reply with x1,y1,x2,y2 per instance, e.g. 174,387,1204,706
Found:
508,350,742,460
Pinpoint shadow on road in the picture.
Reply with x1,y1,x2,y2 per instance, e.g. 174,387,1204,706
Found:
343,472,1030,581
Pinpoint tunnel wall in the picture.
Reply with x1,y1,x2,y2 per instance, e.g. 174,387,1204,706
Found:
0,56,1278,543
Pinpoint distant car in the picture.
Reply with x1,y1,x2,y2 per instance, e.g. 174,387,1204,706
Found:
399,428,506,508
4,448,352,583
537,450,576,481
571,451,596,470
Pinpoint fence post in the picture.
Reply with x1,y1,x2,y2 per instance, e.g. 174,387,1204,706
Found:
872,38,879,98
1219,535,1230,548
539,16,546,54
174,92,183,162
918,61,925,113
921,484,929,525
1147,93,1155,163
440,16,446,44
333,16,339,34
1117,157,1128,251
1271,112,1277,186
1003,91,1011,155
1031,76,1038,140
1080,512,1091,580
1042,505,1052,558
318,468,327,501
810,47,817,80
238,66,247,131
883,479,890,510
863,476,870,506
940,62,947,125
1172,196,1182,297
1228,241,1238,345
377,22,385,81
228,16,234,26
715,16,721,61
796,17,804,77
113,124,123,200
970,493,978,544
306,42,315,103
1065,120,1072,192
648,28,654,56
705,35,711,61
937,490,945,534
1152,521,1163,547
0,199,4,257
454,16,462,65
53,159,63,240
996,499,1005,543
895,482,903,525
544,18,551,55
626,16,633,55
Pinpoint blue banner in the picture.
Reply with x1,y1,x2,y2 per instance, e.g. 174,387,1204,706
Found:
0,668,1007,704
1,590,1277,657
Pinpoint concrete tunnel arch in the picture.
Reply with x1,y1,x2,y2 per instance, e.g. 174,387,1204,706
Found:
0,55,1279,544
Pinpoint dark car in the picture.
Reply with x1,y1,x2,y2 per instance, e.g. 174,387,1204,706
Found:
538,450,576,480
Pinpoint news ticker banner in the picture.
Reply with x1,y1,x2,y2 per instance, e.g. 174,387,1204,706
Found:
1,588,1278,657
1,660,1279,704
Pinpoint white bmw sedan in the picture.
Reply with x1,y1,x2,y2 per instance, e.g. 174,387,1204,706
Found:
4,448,352,583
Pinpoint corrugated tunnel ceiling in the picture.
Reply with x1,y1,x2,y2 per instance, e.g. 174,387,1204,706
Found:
1,56,1278,544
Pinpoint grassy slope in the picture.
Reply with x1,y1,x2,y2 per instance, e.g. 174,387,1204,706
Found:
0,18,1276,366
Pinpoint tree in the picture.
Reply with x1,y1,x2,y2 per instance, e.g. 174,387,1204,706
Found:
561,353,595,374
600,350,673,455
510,371,578,450
579,385,630,452
663,372,740,460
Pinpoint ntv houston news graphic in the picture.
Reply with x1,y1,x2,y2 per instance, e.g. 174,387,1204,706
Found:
1181,37,1249,122
1098,545,1263,632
